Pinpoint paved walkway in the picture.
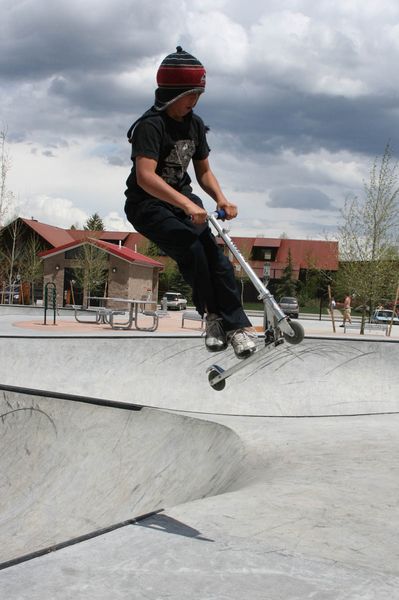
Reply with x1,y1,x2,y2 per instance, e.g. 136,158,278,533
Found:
1,305,398,340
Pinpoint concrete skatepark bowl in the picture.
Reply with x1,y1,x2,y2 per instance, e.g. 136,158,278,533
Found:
1,323,399,599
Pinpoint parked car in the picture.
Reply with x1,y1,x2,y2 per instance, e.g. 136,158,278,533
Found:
278,296,299,318
162,292,188,311
371,309,399,325
1,284,20,304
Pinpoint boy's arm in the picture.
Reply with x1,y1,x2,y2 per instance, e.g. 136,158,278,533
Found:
136,156,208,224
193,158,238,220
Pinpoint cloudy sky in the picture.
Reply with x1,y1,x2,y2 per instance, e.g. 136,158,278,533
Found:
2,0,398,239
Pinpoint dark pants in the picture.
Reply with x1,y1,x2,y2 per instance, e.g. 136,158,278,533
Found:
124,195,251,332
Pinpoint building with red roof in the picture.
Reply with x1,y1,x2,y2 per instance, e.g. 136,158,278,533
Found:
224,236,339,280
1,216,338,306
39,237,163,307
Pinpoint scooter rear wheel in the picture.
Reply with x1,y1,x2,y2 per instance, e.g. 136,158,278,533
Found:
283,320,305,345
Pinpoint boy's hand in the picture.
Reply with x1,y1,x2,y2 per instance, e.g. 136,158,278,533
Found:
217,201,238,220
186,202,208,225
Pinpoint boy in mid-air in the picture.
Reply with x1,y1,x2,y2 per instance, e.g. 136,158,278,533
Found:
124,46,256,359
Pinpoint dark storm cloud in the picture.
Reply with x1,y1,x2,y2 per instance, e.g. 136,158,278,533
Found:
3,0,397,164
201,86,399,159
269,187,336,211
1,1,185,143
48,73,150,117
0,0,173,80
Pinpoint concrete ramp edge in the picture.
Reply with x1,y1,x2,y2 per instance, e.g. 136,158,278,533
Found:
0,388,245,567
0,337,398,415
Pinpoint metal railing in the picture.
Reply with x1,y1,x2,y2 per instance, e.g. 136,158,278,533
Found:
43,282,57,325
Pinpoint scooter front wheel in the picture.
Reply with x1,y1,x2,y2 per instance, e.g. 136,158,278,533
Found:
208,368,226,391
283,320,305,345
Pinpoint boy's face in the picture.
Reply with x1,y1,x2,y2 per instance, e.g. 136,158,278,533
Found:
166,92,201,121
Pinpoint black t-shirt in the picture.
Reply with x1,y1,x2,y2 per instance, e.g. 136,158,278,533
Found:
125,110,210,205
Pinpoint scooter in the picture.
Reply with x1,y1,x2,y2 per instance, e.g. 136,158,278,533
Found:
206,211,305,390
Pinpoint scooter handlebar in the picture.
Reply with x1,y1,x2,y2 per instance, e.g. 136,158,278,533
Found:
211,209,226,220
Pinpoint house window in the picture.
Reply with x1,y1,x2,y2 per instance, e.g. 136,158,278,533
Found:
251,247,273,261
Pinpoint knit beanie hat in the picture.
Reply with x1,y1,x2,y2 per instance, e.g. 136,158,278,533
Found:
154,46,206,111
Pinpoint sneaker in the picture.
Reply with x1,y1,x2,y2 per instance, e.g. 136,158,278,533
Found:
205,314,227,352
228,328,257,359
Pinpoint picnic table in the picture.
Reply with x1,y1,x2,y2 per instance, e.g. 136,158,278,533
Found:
74,296,159,331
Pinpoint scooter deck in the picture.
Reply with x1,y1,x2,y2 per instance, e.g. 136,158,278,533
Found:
207,337,285,391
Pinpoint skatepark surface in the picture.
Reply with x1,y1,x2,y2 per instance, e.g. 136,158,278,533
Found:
1,306,399,599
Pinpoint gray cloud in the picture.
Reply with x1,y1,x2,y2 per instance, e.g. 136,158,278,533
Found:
201,89,398,158
0,0,176,80
3,0,398,159
107,154,128,167
269,187,336,211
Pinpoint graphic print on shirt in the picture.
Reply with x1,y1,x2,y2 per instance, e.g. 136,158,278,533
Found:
162,140,196,187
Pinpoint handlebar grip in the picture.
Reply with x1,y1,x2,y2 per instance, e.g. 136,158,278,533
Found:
216,209,226,220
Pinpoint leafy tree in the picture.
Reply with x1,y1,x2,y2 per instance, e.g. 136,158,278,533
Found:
0,219,22,301
275,248,297,299
0,127,15,226
72,243,109,305
338,143,399,331
158,261,192,302
18,235,44,304
298,251,335,307
146,240,165,257
168,268,192,300
298,268,322,305
84,213,105,231
158,262,175,298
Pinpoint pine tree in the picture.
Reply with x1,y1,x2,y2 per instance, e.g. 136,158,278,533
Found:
276,249,297,298
84,213,105,231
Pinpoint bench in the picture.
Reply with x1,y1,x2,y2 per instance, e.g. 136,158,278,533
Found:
110,308,159,331
181,310,205,329
73,305,125,325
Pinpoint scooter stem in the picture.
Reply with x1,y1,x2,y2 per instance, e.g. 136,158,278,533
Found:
208,212,286,322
